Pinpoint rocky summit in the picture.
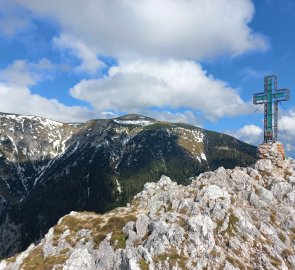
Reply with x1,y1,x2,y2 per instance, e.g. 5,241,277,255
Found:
1,142,294,270
0,113,256,258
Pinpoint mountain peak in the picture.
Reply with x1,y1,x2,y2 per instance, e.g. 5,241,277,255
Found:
115,114,156,121
113,114,156,126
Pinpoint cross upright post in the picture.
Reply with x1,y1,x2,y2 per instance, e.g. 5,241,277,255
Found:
253,75,290,143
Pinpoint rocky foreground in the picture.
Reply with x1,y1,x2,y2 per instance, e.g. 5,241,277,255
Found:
1,142,295,270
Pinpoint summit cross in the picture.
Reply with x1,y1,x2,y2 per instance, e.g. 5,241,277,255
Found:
253,75,290,143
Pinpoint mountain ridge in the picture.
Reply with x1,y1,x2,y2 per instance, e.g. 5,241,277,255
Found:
0,112,256,258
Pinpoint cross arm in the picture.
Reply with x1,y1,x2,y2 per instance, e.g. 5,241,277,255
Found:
272,88,290,102
253,92,267,104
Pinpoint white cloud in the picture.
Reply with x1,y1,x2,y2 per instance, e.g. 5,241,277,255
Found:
100,111,118,119
53,34,105,74
0,59,94,122
0,1,272,127
0,58,253,125
0,59,57,88
70,59,253,121
0,60,37,87
0,0,31,36
32,58,55,70
230,110,295,153
0,15,29,37
241,67,272,80
17,0,268,59
231,124,263,145
279,109,295,155
228,109,295,155
280,109,295,137
0,84,91,122
142,110,202,126
239,124,263,137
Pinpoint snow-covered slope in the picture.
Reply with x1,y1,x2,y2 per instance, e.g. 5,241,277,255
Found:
0,113,78,197
1,142,294,270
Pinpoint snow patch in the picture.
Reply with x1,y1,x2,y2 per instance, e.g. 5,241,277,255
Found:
6,135,18,155
114,119,153,126
115,178,122,194
200,152,207,160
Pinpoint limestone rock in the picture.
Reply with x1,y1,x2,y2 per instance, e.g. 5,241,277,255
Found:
63,248,96,270
135,214,150,238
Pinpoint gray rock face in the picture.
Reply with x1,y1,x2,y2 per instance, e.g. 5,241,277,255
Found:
1,142,294,269
63,248,96,270
135,214,150,238
255,158,274,172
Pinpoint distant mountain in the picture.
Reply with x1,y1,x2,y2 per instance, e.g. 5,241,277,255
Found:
0,112,256,258
1,142,294,270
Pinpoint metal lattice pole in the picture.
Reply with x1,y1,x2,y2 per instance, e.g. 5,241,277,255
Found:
274,101,278,141
263,77,268,142
273,76,278,141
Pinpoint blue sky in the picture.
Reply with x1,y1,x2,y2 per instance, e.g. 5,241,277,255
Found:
0,0,295,154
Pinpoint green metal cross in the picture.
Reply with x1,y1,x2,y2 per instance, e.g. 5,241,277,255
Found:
253,75,290,143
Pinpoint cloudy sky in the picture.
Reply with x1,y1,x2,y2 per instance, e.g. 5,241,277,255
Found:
0,0,294,154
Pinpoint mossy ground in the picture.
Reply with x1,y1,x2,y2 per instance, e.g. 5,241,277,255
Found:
154,248,189,269
225,213,239,236
139,258,149,270
20,247,68,270
52,214,103,246
52,212,137,250
18,212,138,269
226,255,245,269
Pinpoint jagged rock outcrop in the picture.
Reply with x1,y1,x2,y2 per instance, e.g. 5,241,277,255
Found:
1,142,294,269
